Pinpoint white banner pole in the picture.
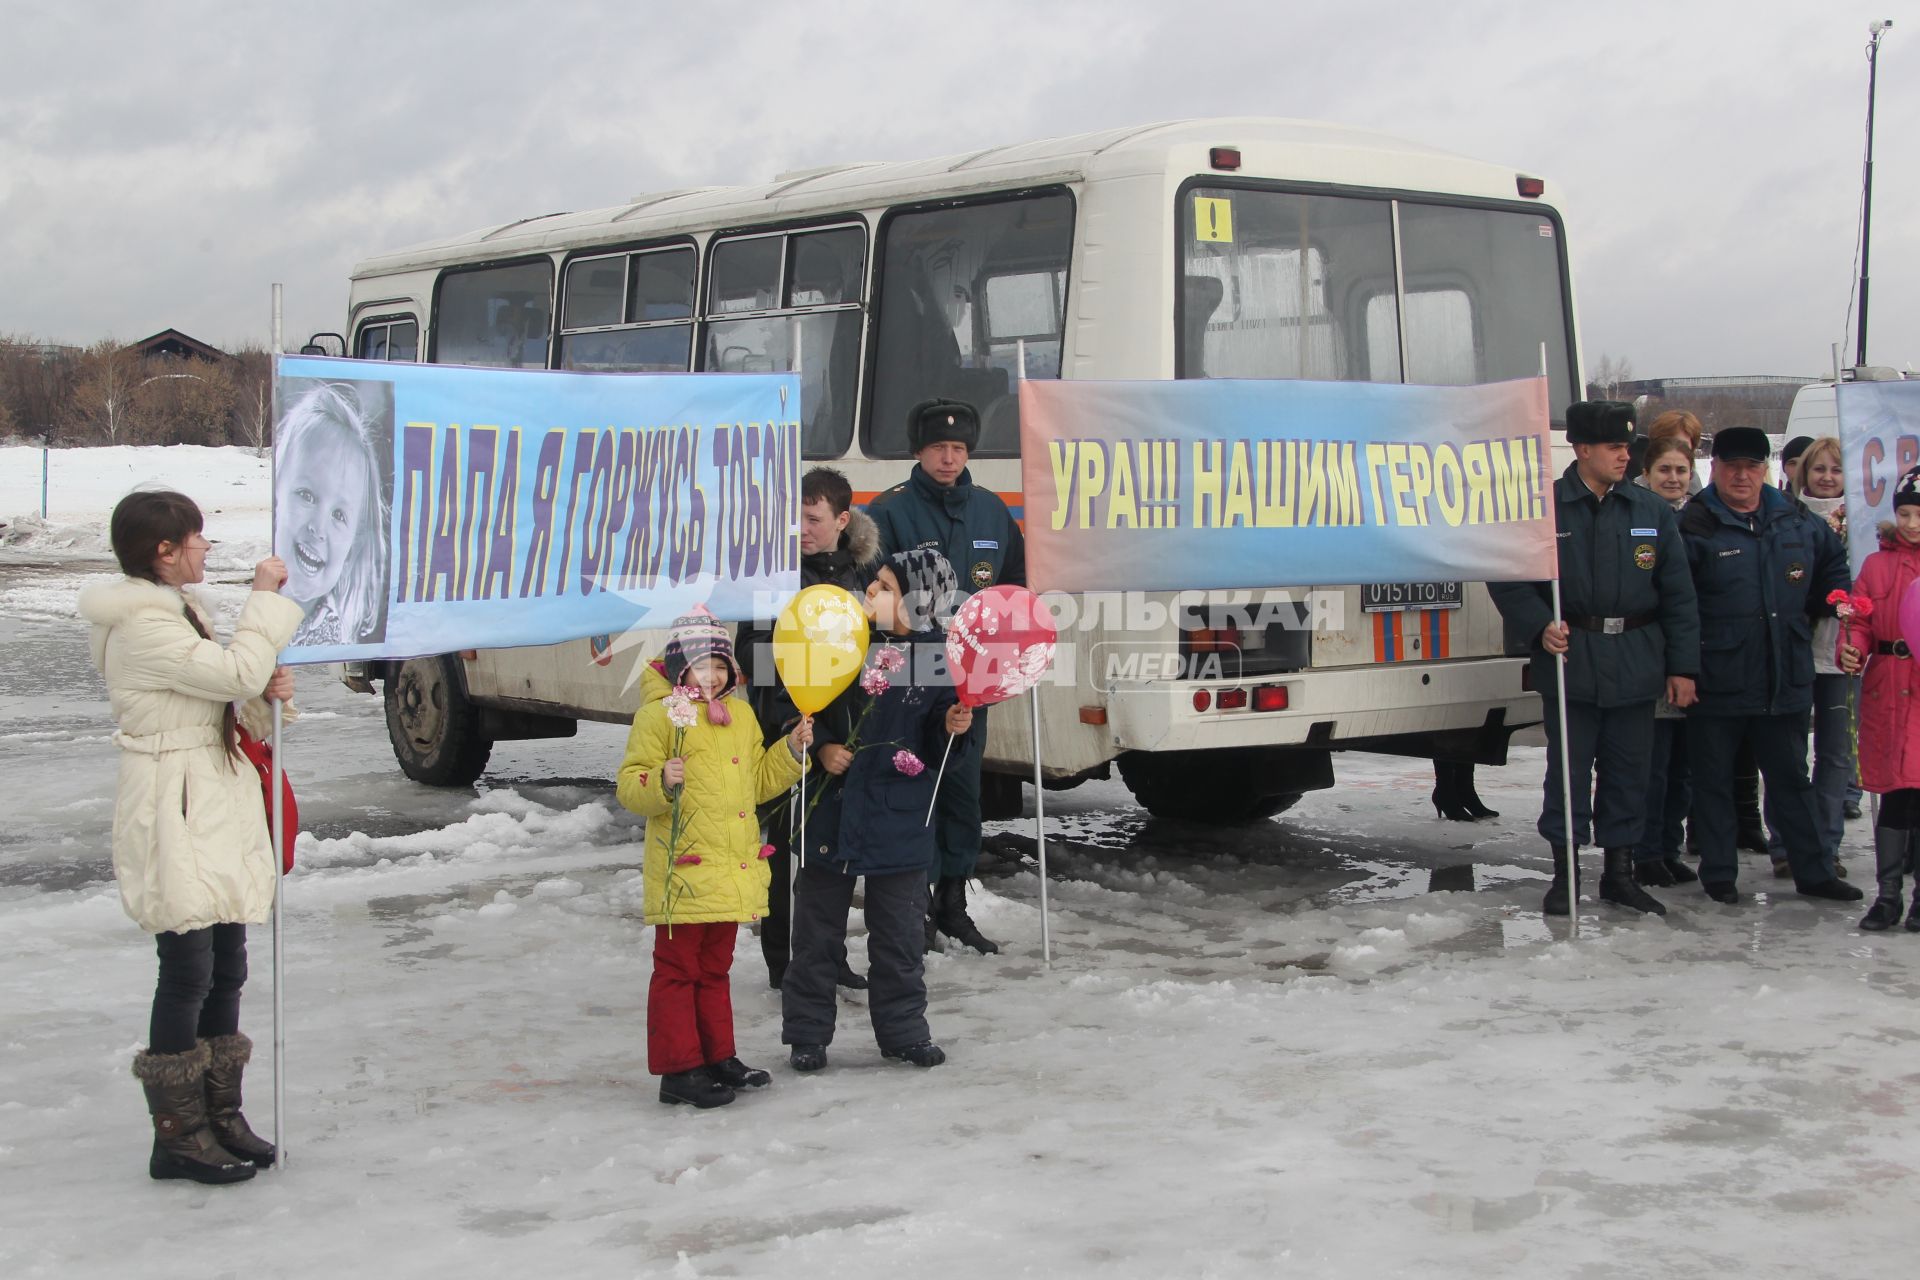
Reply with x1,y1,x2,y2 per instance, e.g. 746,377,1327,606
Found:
1014,337,1050,965
268,282,288,1167
1541,343,1577,938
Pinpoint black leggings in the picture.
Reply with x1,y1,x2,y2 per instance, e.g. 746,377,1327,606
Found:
150,924,248,1054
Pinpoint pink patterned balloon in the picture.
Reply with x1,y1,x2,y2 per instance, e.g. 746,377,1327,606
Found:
945,585,1059,709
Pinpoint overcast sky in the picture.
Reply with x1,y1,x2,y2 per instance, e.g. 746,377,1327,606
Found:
2,0,1913,380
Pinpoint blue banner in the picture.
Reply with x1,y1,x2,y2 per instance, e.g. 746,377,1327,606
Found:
272,357,800,664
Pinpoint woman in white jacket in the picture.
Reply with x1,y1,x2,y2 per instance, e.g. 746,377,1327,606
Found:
78,490,303,1185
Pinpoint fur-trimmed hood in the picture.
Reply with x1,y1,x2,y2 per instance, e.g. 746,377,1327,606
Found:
842,508,880,569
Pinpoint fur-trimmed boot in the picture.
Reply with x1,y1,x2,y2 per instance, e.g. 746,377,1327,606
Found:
132,1043,255,1184
203,1033,275,1168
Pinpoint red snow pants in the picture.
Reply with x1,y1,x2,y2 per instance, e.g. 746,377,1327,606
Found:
647,921,738,1075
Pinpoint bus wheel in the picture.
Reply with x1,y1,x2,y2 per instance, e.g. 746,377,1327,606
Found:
383,656,493,786
1117,747,1327,824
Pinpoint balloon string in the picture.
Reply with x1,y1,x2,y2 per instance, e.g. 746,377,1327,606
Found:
923,731,957,827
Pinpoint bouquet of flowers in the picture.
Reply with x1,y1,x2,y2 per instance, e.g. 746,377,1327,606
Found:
659,687,701,930
805,645,919,818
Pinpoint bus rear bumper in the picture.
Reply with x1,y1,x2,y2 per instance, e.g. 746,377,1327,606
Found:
1104,658,1540,754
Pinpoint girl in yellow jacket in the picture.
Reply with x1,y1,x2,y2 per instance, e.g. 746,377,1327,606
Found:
79,490,303,1186
617,606,810,1109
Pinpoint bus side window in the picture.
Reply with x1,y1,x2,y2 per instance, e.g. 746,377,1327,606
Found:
868,192,1074,459
434,260,554,369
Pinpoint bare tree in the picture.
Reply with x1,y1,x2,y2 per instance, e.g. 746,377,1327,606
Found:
228,346,274,452
0,336,79,444
63,340,139,444
1587,353,1634,401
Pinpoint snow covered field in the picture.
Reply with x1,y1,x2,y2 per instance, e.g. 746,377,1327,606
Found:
3,448,1918,1278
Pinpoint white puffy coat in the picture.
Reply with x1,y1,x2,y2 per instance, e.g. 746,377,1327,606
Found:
78,577,304,934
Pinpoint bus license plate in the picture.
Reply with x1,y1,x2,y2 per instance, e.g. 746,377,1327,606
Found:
1362,582,1462,613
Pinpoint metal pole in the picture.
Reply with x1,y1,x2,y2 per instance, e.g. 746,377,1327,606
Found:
1032,691,1051,967
269,283,287,1170
41,447,48,519
1549,581,1579,938
1857,22,1890,368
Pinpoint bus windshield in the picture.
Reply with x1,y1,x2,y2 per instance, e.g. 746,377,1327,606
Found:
1180,187,1573,421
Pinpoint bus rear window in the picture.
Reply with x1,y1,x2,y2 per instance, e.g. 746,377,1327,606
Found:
1181,188,1573,418
434,261,553,369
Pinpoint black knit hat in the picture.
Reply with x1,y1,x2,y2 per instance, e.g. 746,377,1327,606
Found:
907,398,980,453
1709,427,1771,463
1781,436,1815,466
883,547,959,631
1895,466,1920,510
1565,400,1636,445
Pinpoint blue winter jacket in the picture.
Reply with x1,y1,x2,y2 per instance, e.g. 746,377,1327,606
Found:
1680,483,1849,718
798,631,968,877
866,465,1025,595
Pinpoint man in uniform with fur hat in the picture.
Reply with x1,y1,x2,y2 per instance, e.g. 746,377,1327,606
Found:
1492,400,1701,917
1680,425,1861,904
867,399,1025,953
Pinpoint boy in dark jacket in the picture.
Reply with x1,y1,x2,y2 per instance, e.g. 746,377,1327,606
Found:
782,548,973,1072
739,467,882,989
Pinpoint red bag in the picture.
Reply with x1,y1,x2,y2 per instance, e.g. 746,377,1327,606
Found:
236,727,298,874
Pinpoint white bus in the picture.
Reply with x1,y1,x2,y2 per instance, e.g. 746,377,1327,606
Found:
314,117,1580,823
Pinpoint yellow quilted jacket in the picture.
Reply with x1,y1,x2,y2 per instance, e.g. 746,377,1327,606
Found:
616,662,805,926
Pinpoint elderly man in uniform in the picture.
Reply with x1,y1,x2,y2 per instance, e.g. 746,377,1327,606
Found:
1492,400,1701,917
1680,426,1861,904
867,399,1026,953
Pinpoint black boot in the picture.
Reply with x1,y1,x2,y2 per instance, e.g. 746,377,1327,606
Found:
132,1043,255,1184
202,1032,274,1168
1431,761,1475,821
1860,825,1907,931
1541,846,1581,917
1635,857,1676,887
836,961,869,991
789,1044,827,1073
1599,847,1667,916
935,876,1000,954
1734,763,1768,853
658,1066,735,1108
706,1056,771,1089
881,1040,947,1067
1662,855,1698,884
1455,762,1499,819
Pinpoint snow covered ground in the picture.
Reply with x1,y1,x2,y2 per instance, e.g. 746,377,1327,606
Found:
3,449,1918,1278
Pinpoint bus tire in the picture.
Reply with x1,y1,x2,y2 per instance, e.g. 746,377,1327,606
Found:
384,656,493,786
1117,748,1316,824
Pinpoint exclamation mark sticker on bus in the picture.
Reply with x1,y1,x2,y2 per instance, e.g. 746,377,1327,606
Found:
1193,197,1234,244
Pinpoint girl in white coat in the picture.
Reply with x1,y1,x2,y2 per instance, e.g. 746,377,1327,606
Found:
78,490,303,1185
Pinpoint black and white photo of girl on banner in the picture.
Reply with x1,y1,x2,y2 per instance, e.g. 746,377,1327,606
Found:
274,376,395,648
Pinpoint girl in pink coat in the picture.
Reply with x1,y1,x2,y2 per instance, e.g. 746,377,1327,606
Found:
1839,466,1920,931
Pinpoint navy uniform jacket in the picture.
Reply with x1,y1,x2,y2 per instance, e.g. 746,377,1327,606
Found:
1489,463,1700,708
1680,483,1848,718
802,632,969,876
866,464,1026,594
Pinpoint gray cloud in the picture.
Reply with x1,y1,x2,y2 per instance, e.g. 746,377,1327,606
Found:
1,0,1912,379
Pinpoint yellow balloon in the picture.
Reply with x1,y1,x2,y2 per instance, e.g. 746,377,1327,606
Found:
772,584,871,714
